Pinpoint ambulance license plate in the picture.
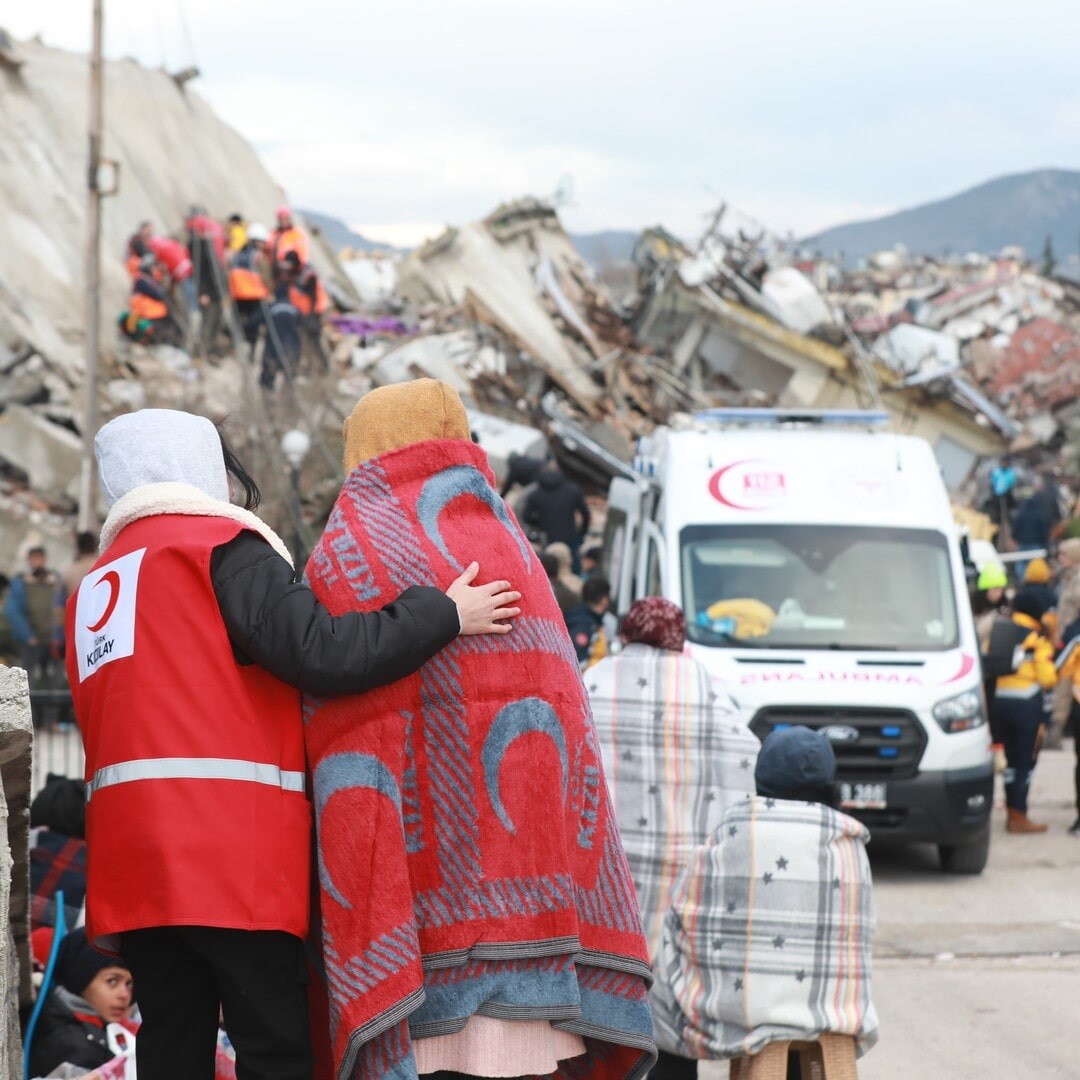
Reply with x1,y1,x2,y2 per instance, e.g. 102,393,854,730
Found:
839,782,887,810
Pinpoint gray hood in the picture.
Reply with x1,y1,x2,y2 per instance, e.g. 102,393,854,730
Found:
95,409,229,508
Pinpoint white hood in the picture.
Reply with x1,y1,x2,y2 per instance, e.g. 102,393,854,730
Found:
95,409,229,509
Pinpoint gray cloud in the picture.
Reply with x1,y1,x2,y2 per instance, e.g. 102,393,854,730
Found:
13,0,1080,240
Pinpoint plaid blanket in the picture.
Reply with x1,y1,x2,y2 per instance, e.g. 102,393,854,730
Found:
305,439,655,1080
29,828,86,931
587,645,758,969
655,797,878,1059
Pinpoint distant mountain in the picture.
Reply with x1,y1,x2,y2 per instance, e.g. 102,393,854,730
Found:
299,209,402,255
805,169,1080,263
569,230,638,268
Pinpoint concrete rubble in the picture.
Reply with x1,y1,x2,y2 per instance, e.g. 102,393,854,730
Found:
1,35,1076,567
0,666,33,1074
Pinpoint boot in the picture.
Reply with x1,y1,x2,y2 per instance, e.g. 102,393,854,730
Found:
1006,808,1048,833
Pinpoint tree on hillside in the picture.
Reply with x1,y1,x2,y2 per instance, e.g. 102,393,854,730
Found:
1042,234,1057,277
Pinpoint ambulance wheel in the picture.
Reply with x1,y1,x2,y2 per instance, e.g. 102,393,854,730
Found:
938,824,990,874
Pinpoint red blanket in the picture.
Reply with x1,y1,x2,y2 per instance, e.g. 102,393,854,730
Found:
305,440,654,1080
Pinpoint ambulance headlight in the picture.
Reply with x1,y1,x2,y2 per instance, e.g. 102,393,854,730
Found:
932,690,986,733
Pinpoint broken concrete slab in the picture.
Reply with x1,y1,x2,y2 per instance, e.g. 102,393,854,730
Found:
397,201,605,413
0,663,33,1070
0,404,82,499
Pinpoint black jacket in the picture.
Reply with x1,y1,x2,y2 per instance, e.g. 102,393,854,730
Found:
565,603,603,663
30,987,114,1078
209,532,460,696
522,471,590,547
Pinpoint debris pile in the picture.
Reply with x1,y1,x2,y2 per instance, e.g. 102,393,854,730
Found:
2,35,1078,570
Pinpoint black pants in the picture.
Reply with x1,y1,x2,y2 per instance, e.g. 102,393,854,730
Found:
994,694,1044,813
649,1050,697,1080
121,926,310,1080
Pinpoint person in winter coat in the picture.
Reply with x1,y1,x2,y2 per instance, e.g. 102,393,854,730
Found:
652,727,877,1074
1051,539,1080,748
522,464,590,572
29,928,135,1078
991,590,1058,833
544,540,583,597
565,576,612,666
5,545,63,729
303,379,655,1080
539,551,578,616
65,408,521,1080
588,597,759,1080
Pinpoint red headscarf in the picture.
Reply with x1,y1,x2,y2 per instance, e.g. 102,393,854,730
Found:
621,597,687,653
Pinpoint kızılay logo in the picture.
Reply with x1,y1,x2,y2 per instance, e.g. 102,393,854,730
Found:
75,548,146,682
708,459,788,510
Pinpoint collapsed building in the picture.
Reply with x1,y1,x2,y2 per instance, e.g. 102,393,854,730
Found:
2,35,1074,578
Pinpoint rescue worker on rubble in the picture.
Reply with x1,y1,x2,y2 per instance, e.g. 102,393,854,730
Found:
227,212,248,254
261,283,303,391
124,221,153,278
186,207,228,355
228,222,271,350
65,408,520,1080
122,254,177,344
148,234,196,321
269,207,310,282
279,250,329,370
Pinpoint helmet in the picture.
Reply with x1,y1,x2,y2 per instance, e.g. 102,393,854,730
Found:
276,205,292,224
977,563,1008,591
247,222,269,244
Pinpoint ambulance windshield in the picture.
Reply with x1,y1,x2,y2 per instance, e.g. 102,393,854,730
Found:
680,524,959,651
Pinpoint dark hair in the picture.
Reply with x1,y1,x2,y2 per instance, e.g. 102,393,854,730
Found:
581,546,602,564
217,428,261,511
539,552,559,579
27,546,46,558
76,532,97,556
582,577,611,606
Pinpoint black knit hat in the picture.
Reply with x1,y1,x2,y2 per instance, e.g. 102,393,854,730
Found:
755,726,837,803
54,928,128,997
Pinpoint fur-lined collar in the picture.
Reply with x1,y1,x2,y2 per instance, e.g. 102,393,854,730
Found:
99,482,293,567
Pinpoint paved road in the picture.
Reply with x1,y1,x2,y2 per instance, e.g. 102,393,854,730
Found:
702,743,1080,1080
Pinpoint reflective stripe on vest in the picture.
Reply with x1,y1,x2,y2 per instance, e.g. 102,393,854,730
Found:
87,757,305,801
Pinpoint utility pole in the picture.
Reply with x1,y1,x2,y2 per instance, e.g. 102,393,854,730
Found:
77,0,104,531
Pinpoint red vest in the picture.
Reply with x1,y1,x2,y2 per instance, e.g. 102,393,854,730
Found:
66,514,309,951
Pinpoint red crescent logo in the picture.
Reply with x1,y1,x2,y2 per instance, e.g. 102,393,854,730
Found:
942,653,977,685
86,571,121,633
708,460,787,510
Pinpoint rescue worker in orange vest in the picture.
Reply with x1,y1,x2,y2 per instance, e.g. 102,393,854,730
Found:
269,206,310,282
279,251,329,370
122,254,177,344
66,409,522,1080
124,221,153,279
227,222,271,349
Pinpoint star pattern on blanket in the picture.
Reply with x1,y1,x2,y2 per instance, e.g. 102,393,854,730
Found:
622,750,634,762
637,677,648,688
648,785,659,795
728,824,738,837
739,758,751,770
727,900,737,914
763,871,773,884
795,969,806,982
776,856,789,871
637,816,648,827
773,935,785,949
712,937,723,950
764,798,776,808
734,977,744,991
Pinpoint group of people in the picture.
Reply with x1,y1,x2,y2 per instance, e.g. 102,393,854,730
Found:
33,381,878,1080
1,533,97,730
121,206,329,389
972,542,1080,833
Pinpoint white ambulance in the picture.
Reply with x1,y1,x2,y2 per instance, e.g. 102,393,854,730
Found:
604,409,993,873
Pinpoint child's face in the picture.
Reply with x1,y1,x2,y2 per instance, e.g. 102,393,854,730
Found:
83,966,134,1023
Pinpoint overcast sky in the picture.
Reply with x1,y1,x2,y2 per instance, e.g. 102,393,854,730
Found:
11,1,1080,247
